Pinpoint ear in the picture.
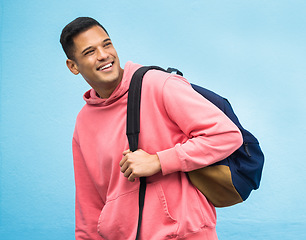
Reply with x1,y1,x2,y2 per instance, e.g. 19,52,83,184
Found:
66,59,80,75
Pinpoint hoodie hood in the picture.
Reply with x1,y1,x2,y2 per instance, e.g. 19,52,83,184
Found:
83,61,142,106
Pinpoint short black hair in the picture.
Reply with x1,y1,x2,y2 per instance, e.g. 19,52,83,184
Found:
60,17,109,60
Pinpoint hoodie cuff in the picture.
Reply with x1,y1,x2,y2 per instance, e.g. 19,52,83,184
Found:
157,145,183,175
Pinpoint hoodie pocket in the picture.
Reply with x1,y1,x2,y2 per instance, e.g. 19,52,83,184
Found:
140,182,179,239
97,190,139,240
154,182,178,223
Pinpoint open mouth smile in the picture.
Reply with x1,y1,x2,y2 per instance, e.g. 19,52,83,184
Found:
98,62,113,71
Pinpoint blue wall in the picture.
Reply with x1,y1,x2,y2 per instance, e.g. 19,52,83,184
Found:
1,1,306,239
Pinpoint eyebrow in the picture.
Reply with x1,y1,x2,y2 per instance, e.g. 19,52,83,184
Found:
81,38,112,54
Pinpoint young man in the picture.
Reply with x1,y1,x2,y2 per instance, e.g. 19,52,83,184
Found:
60,17,243,240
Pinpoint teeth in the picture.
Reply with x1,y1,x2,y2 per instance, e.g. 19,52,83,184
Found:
99,63,112,70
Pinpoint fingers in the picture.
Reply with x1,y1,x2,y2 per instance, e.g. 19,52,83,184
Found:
122,149,131,156
119,155,127,168
123,167,133,178
128,173,136,182
121,161,136,182
120,150,136,182
119,149,160,183
119,149,131,167
120,159,128,173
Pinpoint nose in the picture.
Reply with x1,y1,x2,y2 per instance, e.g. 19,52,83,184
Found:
96,47,108,60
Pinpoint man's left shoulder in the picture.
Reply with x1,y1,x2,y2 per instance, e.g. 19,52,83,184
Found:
143,69,189,89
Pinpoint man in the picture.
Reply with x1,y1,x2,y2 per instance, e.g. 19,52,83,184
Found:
60,17,243,240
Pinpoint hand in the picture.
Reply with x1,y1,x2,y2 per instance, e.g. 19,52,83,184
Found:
119,149,161,182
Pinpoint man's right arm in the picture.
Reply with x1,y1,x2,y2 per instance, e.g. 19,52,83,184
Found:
73,137,104,240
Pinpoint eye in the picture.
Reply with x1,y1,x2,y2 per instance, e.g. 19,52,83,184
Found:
84,49,94,56
104,41,112,48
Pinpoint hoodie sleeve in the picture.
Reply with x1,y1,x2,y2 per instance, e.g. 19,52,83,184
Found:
157,75,243,175
72,135,105,240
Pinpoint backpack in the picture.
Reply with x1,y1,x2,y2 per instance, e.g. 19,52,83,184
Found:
127,66,264,239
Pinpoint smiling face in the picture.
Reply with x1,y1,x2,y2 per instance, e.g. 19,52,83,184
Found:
66,25,123,98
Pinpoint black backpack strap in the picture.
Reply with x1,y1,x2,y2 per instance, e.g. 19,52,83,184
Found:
127,66,165,151
166,67,183,76
127,65,166,240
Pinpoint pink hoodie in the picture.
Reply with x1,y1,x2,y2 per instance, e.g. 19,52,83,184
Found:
73,62,243,239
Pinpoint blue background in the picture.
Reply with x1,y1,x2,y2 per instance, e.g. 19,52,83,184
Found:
1,0,306,239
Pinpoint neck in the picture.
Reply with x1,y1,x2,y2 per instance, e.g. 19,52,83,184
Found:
96,87,117,99
95,68,124,99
